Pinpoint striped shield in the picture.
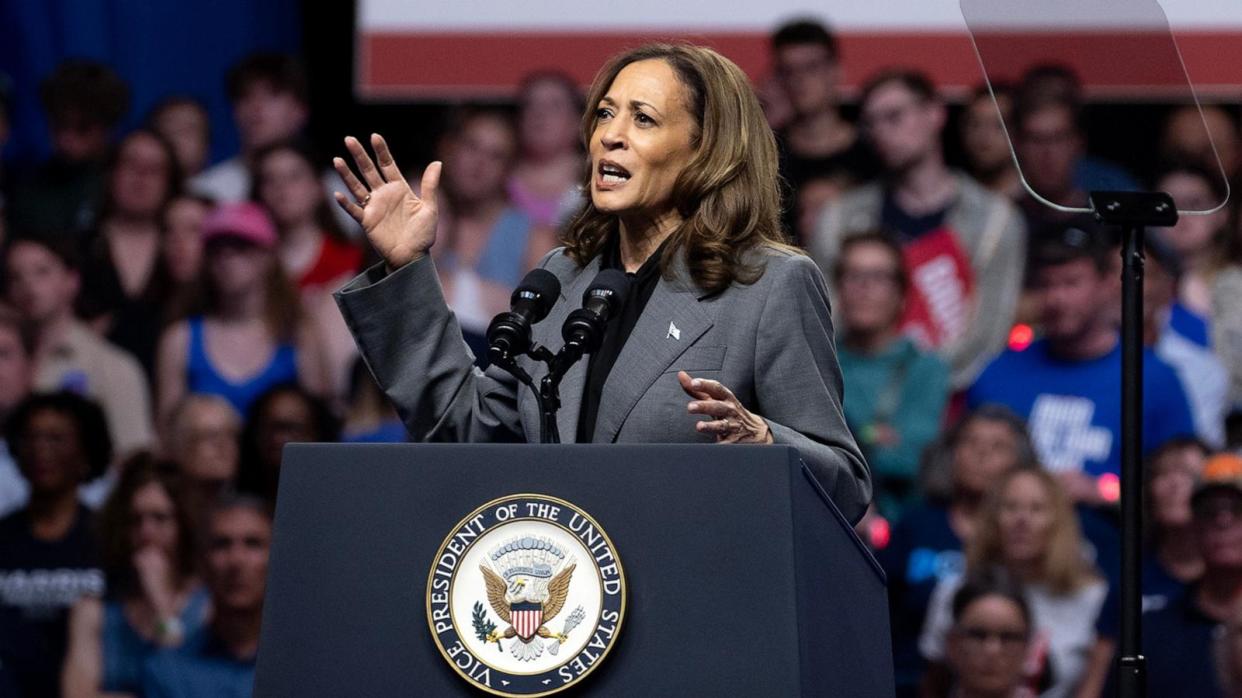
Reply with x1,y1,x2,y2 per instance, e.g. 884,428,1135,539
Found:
510,601,543,641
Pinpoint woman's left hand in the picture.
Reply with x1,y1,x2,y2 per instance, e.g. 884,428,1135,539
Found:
679,371,773,444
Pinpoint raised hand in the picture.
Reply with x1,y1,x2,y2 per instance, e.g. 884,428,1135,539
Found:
679,371,774,444
334,133,441,269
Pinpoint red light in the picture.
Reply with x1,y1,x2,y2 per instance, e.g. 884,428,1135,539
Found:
1098,473,1121,502
1008,324,1034,351
869,516,891,550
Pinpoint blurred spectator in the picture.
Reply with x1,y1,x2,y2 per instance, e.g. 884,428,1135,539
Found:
79,128,183,373
6,236,155,463
141,494,271,698
968,222,1195,501
960,84,1023,201
161,193,213,294
1154,165,1232,322
770,18,874,244
155,202,331,424
148,97,212,179
189,53,355,234
1213,203,1242,409
238,383,338,502
1161,104,1240,183
832,232,949,518
162,394,241,526
342,358,406,443
1143,453,1242,697
7,60,130,239
432,107,558,360
1010,91,1089,229
812,69,1026,389
941,573,1037,698
1139,233,1228,447
920,469,1111,698
0,307,32,517
881,405,1035,697
1144,437,1210,611
62,455,209,697
509,71,586,229
0,392,109,697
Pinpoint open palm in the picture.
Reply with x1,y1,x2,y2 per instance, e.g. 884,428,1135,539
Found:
333,133,441,269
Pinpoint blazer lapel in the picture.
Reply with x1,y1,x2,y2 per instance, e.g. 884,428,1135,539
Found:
593,255,713,443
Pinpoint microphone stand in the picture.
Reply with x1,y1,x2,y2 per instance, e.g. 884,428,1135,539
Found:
1087,190,1177,698
490,343,575,445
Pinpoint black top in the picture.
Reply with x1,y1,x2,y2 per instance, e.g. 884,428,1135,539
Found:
575,236,669,443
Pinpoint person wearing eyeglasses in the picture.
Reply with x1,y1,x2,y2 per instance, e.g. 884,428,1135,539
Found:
943,573,1037,698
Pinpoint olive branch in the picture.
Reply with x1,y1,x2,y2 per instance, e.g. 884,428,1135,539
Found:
472,602,501,652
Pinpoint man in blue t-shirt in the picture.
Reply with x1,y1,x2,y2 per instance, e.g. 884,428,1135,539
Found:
143,495,272,698
968,221,1195,503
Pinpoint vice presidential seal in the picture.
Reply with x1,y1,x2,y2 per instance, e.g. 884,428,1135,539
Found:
426,494,626,696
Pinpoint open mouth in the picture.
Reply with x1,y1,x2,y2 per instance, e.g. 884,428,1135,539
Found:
597,160,632,185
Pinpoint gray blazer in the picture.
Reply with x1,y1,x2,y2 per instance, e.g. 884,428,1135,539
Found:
333,246,872,521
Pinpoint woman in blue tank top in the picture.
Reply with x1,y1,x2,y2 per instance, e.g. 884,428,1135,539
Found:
155,202,331,423
62,457,210,695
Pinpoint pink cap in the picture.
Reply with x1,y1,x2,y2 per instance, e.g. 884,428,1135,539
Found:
201,202,277,249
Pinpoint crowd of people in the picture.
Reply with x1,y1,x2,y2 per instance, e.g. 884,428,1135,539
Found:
0,15,1239,698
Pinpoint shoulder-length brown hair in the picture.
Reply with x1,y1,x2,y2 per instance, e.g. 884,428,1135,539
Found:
966,468,1099,595
562,44,795,294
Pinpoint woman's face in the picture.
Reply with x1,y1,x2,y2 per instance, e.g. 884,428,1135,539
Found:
589,59,697,222
997,472,1056,567
258,392,318,473
953,418,1021,496
947,595,1030,696
519,78,580,158
111,133,173,219
129,481,179,555
17,409,86,495
163,198,207,284
153,102,209,176
961,93,1013,175
1156,171,1227,261
258,149,322,228
1150,445,1205,528
207,239,272,297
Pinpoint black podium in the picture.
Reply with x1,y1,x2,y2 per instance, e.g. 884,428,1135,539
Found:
254,444,893,696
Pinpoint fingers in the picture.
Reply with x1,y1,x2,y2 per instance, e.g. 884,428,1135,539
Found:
371,133,406,184
344,135,385,189
678,370,711,399
333,191,364,224
687,399,736,419
333,156,370,203
685,375,736,402
421,160,443,205
695,419,735,437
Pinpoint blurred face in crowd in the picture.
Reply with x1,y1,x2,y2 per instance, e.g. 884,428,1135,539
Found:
110,131,174,220
205,506,271,614
518,77,581,158
773,43,838,118
835,240,905,339
153,101,210,176
861,81,945,174
1162,105,1240,178
1034,258,1114,347
257,148,321,229
1155,171,1228,261
16,408,87,496
443,114,517,207
797,176,848,244
172,398,240,490
6,241,79,325
52,113,110,163
997,471,1056,567
256,391,318,475
1150,444,1206,529
1014,104,1081,203
962,92,1013,177
206,237,272,299
947,594,1031,698
953,418,1022,497
129,481,179,555
234,80,307,152
162,197,209,284
589,59,697,224
1194,490,1242,572
0,325,31,415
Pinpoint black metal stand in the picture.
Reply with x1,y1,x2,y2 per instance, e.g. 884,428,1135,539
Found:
1088,191,1178,698
491,343,584,445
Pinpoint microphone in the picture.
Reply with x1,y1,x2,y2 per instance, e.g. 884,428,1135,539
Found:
486,268,561,363
560,269,631,361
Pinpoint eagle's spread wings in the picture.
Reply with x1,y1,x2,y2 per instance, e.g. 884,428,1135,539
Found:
480,565,511,623
541,563,576,622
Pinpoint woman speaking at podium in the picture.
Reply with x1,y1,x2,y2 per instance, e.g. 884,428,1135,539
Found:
331,44,871,521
